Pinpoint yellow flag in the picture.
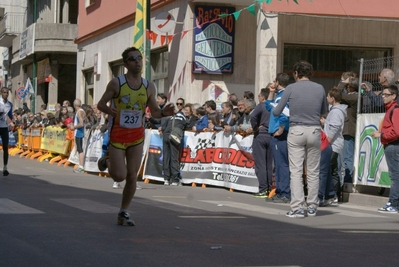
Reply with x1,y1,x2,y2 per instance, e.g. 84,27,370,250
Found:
133,0,146,54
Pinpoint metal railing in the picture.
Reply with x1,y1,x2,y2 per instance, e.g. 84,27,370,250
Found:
358,55,399,114
0,12,25,36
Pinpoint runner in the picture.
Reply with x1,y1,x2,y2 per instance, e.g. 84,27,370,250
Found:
97,47,174,226
0,87,14,176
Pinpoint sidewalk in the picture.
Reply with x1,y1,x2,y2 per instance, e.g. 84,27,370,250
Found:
345,184,389,209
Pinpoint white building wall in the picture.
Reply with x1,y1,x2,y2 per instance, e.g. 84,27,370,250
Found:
76,21,134,104
76,1,258,106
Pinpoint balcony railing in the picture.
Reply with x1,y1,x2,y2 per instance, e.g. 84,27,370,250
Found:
0,12,25,36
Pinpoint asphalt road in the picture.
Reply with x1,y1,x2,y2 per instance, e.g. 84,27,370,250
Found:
1,156,398,267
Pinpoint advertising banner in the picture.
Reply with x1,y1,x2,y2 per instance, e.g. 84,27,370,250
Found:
143,130,258,193
193,6,235,74
40,126,70,155
354,113,390,187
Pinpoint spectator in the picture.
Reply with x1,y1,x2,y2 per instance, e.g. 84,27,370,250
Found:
40,104,47,116
340,77,359,187
184,103,197,130
371,85,399,213
221,101,236,126
243,90,254,100
63,100,71,107
176,98,185,113
22,102,30,114
337,71,357,93
204,100,218,116
149,93,168,129
191,103,201,118
207,112,223,131
229,93,238,108
265,73,291,203
69,99,86,173
192,106,207,131
162,109,187,186
361,81,374,113
157,93,167,109
319,87,347,206
251,87,273,198
224,99,255,133
273,60,327,218
83,104,96,129
43,113,57,127
57,106,69,126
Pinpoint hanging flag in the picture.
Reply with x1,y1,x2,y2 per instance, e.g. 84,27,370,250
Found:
133,0,147,54
26,78,34,94
21,77,34,99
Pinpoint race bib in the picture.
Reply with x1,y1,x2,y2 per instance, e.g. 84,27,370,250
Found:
120,110,142,128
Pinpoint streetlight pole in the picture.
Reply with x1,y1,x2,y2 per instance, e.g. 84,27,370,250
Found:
145,0,151,80
31,0,37,113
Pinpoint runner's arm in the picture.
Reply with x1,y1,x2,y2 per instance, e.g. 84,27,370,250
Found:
98,78,118,117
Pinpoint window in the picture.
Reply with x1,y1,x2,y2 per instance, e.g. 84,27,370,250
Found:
283,44,392,90
110,60,125,78
84,70,94,106
151,48,169,94
85,0,95,8
284,45,392,74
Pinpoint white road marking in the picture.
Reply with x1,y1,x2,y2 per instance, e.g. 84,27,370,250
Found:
179,216,246,219
51,198,118,213
199,200,387,218
340,230,399,234
0,198,44,214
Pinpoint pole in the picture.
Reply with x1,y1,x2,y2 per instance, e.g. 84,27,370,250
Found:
31,0,37,113
357,58,364,114
145,0,151,80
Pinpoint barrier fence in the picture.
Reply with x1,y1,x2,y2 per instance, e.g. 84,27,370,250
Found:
354,56,398,188
1,122,394,192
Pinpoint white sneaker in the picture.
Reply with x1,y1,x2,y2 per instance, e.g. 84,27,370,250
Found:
73,167,84,173
136,183,142,190
113,182,122,189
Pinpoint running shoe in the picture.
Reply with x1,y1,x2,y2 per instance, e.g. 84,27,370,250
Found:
97,156,109,172
3,168,9,176
136,183,142,190
117,211,135,226
113,182,122,189
164,180,170,186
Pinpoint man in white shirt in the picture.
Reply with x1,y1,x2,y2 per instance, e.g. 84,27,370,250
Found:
0,87,14,176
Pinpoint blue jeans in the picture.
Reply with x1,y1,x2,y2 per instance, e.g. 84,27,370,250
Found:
319,144,335,202
343,135,355,183
384,144,399,208
270,131,290,198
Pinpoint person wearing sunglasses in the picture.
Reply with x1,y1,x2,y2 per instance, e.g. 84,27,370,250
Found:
0,87,13,176
175,98,185,112
97,47,174,226
372,84,399,213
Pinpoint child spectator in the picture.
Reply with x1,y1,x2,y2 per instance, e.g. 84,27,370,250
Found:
192,106,207,131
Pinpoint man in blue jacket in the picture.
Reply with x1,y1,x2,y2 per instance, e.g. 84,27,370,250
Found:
265,73,291,203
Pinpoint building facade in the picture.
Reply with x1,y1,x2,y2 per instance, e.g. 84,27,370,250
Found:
0,0,78,112
75,0,399,107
